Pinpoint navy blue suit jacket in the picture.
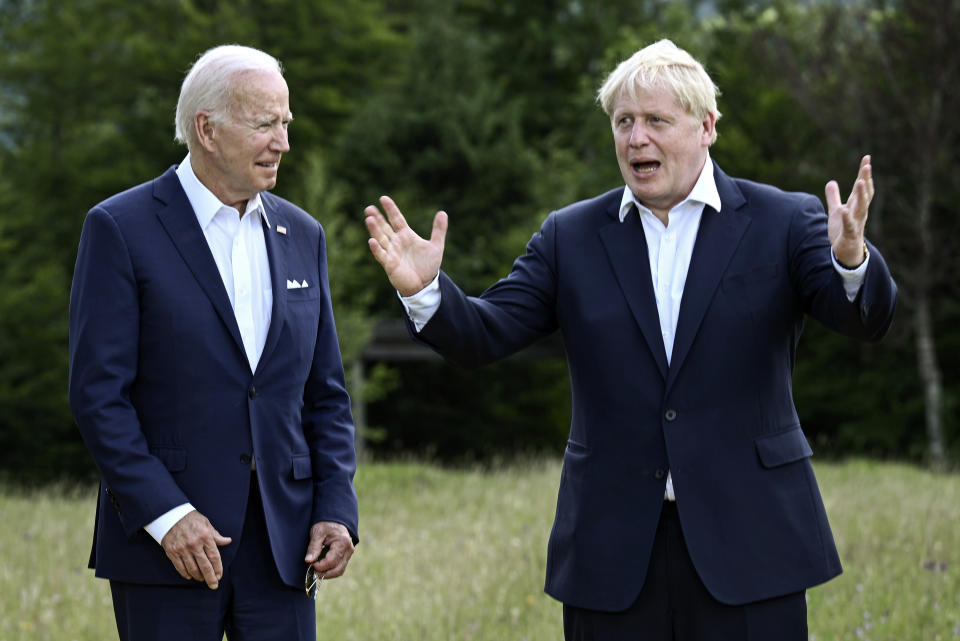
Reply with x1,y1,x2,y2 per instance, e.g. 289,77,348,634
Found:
69,166,358,589
413,164,896,610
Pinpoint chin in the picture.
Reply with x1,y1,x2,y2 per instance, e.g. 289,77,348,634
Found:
629,185,655,202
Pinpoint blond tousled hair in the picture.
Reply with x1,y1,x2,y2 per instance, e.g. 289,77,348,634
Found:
597,39,721,143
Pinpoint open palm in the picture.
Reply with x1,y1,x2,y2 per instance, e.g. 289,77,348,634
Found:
364,195,448,297
825,155,873,267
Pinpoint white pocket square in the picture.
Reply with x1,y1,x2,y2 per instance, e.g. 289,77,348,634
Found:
286,279,309,289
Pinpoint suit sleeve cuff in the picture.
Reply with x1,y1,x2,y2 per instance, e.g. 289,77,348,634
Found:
144,503,195,545
832,250,870,302
398,273,441,332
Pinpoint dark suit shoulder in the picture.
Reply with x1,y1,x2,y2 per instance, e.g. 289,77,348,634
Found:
91,170,175,221
551,187,623,222
539,187,624,242
727,175,819,213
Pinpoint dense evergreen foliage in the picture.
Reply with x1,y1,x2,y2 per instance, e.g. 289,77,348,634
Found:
0,0,955,482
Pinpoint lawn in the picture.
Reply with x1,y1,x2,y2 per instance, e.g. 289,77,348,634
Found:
1,459,957,640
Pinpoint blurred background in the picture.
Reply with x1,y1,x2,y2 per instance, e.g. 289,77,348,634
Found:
0,0,956,484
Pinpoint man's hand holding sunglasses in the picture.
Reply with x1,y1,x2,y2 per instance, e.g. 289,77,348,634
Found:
304,520,355,591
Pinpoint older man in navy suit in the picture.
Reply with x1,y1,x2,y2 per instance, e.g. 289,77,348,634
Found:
364,40,896,640
69,45,358,640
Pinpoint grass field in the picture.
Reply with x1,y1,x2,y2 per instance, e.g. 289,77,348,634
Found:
1,459,957,640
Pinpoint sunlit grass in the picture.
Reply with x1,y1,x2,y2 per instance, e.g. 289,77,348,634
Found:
809,460,960,641
1,459,957,640
0,483,114,640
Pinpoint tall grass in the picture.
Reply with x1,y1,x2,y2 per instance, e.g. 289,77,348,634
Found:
1,459,956,640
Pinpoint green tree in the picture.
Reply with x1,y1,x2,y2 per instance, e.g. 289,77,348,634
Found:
0,0,187,481
737,0,960,466
334,0,547,293
337,0,713,462
673,0,959,465
329,0,573,460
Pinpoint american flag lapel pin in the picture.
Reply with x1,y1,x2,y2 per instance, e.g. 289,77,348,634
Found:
276,225,287,235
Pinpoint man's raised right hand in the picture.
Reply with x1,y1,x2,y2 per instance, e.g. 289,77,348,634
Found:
364,195,447,297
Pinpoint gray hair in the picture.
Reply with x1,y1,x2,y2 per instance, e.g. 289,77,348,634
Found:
597,39,721,143
174,44,283,149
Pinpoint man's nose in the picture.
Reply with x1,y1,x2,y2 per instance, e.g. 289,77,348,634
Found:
629,121,649,146
272,126,290,153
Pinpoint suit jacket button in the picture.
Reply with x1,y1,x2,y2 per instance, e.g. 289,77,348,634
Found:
664,409,678,422
248,387,257,399
654,469,666,479
240,454,252,465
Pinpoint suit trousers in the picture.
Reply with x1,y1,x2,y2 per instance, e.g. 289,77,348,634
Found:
110,473,316,641
562,502,807,641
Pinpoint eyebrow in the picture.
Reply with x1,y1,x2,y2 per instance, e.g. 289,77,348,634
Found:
249,112,294,124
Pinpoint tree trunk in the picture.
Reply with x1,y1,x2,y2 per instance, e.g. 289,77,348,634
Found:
914,168,946,469
914,294,945,468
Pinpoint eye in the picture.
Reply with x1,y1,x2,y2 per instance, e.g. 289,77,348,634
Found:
616,115,633,128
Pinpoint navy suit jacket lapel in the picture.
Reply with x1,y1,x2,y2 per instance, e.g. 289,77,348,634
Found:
598,200,669,380
153,167,246,358
258,196,288,374
666,166,749,393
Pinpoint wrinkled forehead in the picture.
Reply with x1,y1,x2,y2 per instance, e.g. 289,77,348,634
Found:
614,63,710,121
613,79,687,115
229,70,291,117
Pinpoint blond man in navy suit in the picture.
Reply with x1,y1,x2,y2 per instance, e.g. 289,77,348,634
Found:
364,40,896,640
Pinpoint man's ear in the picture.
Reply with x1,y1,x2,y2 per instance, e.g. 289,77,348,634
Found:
701,112,717,147
195,112,216,153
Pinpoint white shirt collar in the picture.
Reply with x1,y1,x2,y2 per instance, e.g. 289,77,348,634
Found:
175,153,269,229
618,154,721,222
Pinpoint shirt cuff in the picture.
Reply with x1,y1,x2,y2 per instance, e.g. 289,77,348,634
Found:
832,250,869,302
398,273,441,333
144,503,195,545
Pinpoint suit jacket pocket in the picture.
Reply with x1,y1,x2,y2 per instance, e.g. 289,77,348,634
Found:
291,453,312,480
755,426,813,468
722,263,780,305
149,446,187,472
287,287,320,302
565,439,590,455
721,262,780,289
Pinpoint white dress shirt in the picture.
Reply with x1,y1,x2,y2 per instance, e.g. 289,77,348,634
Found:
143,155,273,544
401,154,868,502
